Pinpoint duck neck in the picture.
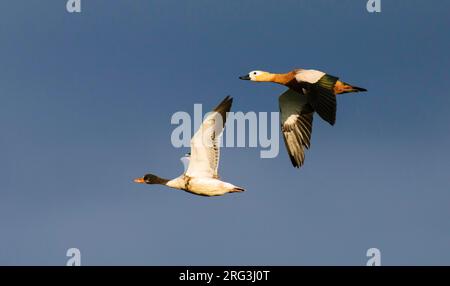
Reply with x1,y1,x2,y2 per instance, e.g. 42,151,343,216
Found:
153,176,170,185
270,72,295,85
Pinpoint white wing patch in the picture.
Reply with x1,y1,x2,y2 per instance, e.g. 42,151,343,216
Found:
284,114,299,126
295,69,326,84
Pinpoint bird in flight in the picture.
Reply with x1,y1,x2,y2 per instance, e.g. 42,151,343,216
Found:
134,96,245,196
240,69,366,168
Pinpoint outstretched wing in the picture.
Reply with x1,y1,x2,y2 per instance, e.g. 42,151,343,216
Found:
279,89,314,168
295,70,338,126
185,96,233,178
180,154,190,174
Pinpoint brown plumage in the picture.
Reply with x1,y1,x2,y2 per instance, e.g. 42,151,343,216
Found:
240,69,367,168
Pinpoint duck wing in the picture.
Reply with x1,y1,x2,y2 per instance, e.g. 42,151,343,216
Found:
180,154,190,174
279,89,314,168
295,69,338,126
185,96,233,178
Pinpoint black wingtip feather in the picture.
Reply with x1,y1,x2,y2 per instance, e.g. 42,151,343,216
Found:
213,96,233,113
353,86,367,92
212,96,233,127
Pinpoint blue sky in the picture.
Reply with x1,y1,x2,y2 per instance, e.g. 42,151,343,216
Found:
0,0,449,265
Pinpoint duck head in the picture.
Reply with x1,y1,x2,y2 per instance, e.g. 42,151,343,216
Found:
134,174,161,184
239,70,274,82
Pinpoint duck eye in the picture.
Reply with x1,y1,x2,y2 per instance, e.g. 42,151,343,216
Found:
253,72,257,75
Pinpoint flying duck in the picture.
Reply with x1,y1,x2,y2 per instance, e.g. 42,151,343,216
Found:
239,69,367,168
134,96,245,196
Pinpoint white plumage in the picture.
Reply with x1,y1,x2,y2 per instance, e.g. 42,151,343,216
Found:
134,96,244,196
294,69,326,84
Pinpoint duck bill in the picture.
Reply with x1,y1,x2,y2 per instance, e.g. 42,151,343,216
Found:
239,75,250,80
134,177,145,184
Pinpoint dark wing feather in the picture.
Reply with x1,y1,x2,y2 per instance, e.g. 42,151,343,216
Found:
279,89,314,168
306,74,339,126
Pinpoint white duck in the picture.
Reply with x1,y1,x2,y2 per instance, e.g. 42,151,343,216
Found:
134,96,245,196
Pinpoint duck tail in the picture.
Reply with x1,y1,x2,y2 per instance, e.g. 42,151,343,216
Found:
348,84,367,92
232,187,245,193
336,81,367,94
